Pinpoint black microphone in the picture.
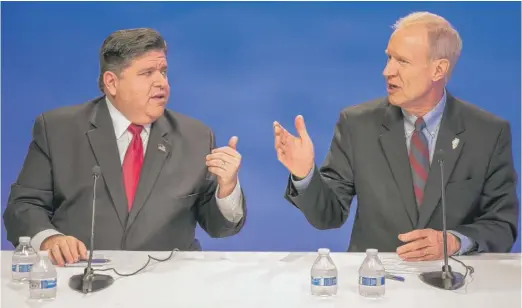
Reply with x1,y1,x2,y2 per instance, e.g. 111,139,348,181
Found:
69,166,114,293
419,149,465,290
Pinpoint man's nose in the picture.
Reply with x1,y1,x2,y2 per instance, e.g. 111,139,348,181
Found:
383,62,395,77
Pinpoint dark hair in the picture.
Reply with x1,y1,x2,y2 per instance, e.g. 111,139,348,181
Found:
98,28,167,92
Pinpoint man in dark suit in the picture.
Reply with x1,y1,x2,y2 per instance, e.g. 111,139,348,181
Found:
4,28,247,266
273,12,518,260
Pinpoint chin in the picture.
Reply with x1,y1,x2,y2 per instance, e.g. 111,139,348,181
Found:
146,108,165,121
387,97,404,107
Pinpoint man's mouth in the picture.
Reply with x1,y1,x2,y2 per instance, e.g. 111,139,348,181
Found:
387,83,400,93
151,93,167,100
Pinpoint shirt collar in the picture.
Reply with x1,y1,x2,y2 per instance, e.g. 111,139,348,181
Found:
402,88,446,135
105,97,151,139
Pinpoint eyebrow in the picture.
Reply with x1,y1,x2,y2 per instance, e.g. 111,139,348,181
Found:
139,65,168,73
385,50,410,62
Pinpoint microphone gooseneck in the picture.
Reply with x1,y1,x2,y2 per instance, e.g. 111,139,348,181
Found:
69,165,177,293
68,166,115,293
438,151,449,275
418,149,471,290
85,166,100,285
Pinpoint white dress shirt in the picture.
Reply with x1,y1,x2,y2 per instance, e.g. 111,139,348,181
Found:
31,98,244,250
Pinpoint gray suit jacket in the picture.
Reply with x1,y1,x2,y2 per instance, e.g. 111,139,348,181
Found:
285,94,518,253
4,96,246,251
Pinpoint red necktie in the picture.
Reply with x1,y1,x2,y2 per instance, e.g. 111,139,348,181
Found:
122,124,144,211
409,117,430,206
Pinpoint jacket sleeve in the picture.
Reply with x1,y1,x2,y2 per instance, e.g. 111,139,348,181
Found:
3,114,57,247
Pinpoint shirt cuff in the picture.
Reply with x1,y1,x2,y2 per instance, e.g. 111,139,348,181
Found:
448,230,475,255
215,180,244,223
31,229,63,251
291,163,315,192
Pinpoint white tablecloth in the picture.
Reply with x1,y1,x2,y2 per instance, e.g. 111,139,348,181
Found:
2,250,520,307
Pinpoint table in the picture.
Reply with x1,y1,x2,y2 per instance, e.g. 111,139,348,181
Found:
2,251,520,307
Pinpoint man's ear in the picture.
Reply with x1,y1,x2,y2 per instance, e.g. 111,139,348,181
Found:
432,58,450,82
103,71,119,96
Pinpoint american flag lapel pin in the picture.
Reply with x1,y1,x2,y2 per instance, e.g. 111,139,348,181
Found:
158,143,166,153
452,138,459,150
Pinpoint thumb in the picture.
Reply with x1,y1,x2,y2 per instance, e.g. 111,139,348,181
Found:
228,136,238,149
294,115,309,140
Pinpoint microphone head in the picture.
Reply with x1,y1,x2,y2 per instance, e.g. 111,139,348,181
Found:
437,149,445,164
92,165,101,177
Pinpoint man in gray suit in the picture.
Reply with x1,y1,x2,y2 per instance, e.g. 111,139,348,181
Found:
274,12,518,260
4,28,246,266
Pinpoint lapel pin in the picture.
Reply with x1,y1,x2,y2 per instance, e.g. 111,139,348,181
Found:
158,144,166,153
452,138,459,150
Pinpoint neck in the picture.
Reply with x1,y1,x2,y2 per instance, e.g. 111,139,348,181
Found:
403,87,444,117
104,94,140,124
104,93,120,111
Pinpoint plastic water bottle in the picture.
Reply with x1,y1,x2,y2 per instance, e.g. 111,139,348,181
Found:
358,248,385,298
29,251,57,300
311,248,338,297
12,236,38,283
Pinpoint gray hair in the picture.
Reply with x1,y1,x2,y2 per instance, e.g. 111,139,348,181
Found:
393,12,462,79
98,28,167,92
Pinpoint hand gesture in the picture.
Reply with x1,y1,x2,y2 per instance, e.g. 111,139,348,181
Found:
206,136,242,198
273,115,314,179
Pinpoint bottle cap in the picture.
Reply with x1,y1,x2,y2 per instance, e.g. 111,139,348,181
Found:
318,248,330,255
38,251,49,257
366,248,378,255
19,236,31,243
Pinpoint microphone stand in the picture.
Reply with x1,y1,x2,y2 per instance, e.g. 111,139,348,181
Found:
69,166,114,293
419,152,465,290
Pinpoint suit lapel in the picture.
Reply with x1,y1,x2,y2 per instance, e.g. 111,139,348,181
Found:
86,99,128,229
379,104,418,227
416,94,465,228
125,116,173,230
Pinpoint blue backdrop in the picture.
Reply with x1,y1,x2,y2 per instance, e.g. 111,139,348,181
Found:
1,2,520,252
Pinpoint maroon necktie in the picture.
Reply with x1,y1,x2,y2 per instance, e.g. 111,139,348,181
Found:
409,118,430,206
122,124,144,211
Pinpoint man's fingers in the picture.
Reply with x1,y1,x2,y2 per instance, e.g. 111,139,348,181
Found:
274,121,295,141
396,238,430,255
274,120,297,164
47,250,57,265
66,237,80,262
275,136,290,157
273,121,283,132
275,134,282,150
41,236,88,265
274,122,285,142
400,245,439,261
398,246,432,260
209,148,240,161
206,159,235,170
274,123,284,148
51,245,65,266
400,253,437,262
276,148,286,162
208,167,226,178
78,241,88,260
398,229,429,242
295,115,309,140
58,240,74,264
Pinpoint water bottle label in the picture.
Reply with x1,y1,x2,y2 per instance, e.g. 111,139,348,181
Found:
311,276,337,286
359,276,385,286
12,263,33,273
30,278,57,290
